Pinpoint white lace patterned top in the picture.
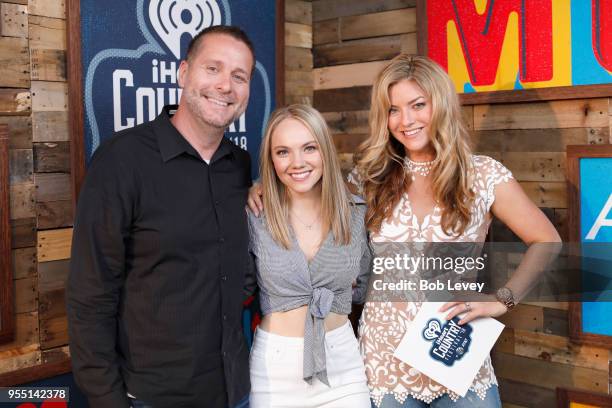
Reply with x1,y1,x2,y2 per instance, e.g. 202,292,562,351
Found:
348,155,513,406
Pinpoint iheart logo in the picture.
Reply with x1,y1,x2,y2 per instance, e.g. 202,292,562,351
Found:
148,0,222,59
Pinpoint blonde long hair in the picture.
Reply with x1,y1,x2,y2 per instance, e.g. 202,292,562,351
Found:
260,104,352,248
355,54,474,236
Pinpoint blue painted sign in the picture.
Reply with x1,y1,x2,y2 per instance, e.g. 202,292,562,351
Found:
422,318,473,366
580,157,612,336
80,0,276,177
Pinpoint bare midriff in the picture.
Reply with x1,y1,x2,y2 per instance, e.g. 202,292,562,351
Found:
259,306,348,337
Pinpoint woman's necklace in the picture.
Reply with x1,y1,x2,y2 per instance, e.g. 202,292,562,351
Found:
291,210,320,230
404,156,435,180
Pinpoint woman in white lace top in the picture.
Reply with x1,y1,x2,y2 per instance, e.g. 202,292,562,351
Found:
350,55,561,407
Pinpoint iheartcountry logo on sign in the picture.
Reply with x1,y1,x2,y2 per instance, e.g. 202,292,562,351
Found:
422,318,472,367
81,0,275,177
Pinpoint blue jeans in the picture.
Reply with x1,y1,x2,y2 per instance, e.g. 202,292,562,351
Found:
376,385,501,408
130,394,249,408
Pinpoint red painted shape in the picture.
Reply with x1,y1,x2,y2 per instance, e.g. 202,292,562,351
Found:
427,0,553,85
593,0,612,71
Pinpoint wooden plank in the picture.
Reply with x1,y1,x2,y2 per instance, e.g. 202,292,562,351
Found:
332,133,367,153
0,2,28,38
39,287,65,321
285,46,313,71
0,0,28,4
14,276,36,313
0,350,41,375
10,217,36,248
28,0,66,19
284,95,312,106
38,259,69,291
33,141,70,172
473,99,609,130
285,0,311,25
285,70,313,96
9,182,35,220
41,345,70,364
34,172,71,202
1,116,32,149
492,351,608,393
493,327,515,354
0,88,31,114
519,181,567,208
400,32,417,54
30,49,66,82
341,8,417,41
313,0,415,22
497,378,556,408
313,19,339,45
0,36,30,87
471,127,607,152
8,148,33,184
462,105,473,131
31,81,68,112
497,304,544,332
28,15,66,50
37,227,72,262
542,307,568,337
314,86,371,112
0,313,38,354
37,200,73,230
323,110,369,134
314,35,401,67
285,22,312,48
485,152,565,182
314,60,387,90
32,111,68,142
40,315,68,349
12,247,36,279
513,329,608,371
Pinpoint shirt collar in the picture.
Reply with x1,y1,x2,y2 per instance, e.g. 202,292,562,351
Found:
154,105,235,163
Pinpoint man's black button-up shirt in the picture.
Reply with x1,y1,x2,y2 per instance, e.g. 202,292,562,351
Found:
67,106,252,408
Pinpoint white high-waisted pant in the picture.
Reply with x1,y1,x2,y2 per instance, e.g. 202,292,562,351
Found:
249,321,371,408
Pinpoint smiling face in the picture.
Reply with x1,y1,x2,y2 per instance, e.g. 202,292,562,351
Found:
387,79,435,159
270,118,323,198
178,33,253,130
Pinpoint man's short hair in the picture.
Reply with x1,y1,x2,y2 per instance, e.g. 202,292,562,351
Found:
186,25,256,74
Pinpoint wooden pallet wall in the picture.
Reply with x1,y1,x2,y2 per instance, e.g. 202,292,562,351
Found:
311,1,612,407
0,0,72,378
284,0,313,105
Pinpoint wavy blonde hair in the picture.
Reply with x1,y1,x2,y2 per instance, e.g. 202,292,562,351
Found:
260,104,352,248
355,54,474,236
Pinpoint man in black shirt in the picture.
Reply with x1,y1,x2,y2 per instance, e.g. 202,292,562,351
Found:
67,26,255,408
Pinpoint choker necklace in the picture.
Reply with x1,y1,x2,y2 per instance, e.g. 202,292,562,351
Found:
403,157,435,180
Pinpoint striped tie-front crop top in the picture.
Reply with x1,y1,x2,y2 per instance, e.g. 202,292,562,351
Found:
247,199,372,386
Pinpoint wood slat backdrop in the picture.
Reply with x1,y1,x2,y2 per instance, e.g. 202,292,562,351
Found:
0,0,72,380
310,1,612,407
2,1,611,405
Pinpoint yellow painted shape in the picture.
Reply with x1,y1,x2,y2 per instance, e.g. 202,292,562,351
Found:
473,0,488,15
570,403,599,408
446,2,572,92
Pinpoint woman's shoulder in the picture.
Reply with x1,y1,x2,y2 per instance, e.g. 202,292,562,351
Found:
471,154,513,180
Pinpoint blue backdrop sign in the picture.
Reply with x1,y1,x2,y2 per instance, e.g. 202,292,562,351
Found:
80,0,276,177
580,157,612,336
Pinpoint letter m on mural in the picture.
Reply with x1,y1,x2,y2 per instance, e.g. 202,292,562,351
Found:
424,0,611,94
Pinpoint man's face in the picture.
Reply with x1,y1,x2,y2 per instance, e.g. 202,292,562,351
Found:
178,33,253,130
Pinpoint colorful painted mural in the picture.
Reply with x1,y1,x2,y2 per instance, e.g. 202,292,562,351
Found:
425,0,612,93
